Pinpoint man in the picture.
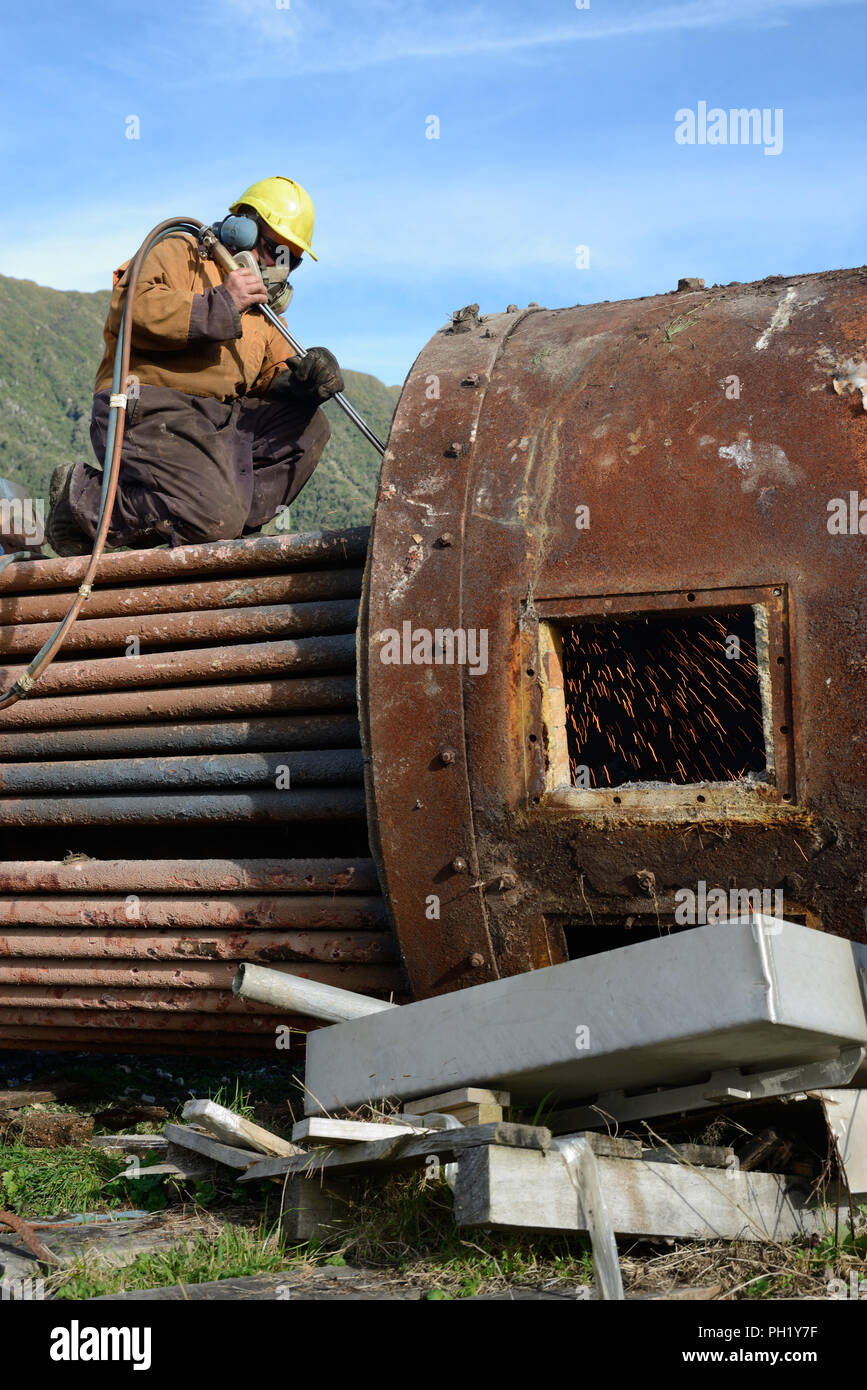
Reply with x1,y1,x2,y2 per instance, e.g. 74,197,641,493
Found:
46,177,344,555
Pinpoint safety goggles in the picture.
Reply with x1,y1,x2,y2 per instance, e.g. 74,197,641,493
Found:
259,229,303,273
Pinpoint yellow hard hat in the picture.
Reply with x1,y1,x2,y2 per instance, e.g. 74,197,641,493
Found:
230,176,318,261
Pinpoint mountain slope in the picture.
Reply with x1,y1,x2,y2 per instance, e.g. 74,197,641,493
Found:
0,273,398,534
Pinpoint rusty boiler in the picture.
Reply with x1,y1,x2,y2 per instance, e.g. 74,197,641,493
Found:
0,265,865,1048
361,267,867,999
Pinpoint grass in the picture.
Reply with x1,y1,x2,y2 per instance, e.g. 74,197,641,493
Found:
5,1050,866,1301
308,1171,595,1299
206,1080,255,1121
44,1174,596,1301
50,1219,294,1300
0,1138,125,1218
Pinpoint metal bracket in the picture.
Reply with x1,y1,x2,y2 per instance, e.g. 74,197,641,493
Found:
549,1046,867,1133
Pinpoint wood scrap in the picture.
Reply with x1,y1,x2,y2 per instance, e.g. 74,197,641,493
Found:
0,1082,85,1110
239,1122,551,1183
292,1116,423,1146
164,1123,261,1171
407,1087,510,1127
182,1099,300,1158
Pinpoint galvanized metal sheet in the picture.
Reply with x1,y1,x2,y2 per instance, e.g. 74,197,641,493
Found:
304,921,867,1112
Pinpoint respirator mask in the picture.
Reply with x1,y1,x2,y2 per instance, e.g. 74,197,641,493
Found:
212,215,297,314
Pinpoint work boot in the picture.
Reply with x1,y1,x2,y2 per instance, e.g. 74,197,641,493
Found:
45,462,92,557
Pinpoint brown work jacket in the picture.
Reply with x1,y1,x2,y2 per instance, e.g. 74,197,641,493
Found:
93,233,295,401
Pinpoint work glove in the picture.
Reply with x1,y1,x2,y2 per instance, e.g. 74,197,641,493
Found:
278,347,344,405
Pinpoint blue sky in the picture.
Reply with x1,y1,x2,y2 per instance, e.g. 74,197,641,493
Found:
2,0,866,384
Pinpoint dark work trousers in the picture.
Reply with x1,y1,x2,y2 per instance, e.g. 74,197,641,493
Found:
70,385,331,549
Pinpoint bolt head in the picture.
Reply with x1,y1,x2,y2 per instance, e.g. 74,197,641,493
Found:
469,953,485,968
440,748,457,765
437,532,454,547
445,441,463,458
451,856,468,874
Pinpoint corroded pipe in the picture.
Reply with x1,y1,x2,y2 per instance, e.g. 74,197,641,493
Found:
0,985,348,1014
0,526,371,594
0,1007,294,1030
0,633,356,698
0,788,367,826
0,857,379,893
0,675,358,729
0,1029,291,1051
0,748,364,795
0,599,360,656
0,934,394,964
0,715,361,762
0,959,400,988
0,894,387,928
0,568,363,626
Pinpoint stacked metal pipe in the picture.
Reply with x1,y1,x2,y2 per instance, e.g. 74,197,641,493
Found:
0,525,401,1052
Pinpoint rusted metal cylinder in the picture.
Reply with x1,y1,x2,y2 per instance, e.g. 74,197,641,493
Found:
0,894,387,928
0,934,395,964
0,1028,283,1052
0,633,356,698
5,679,358,732
0,715,362,762
0,986,326,1014
0,1008,295,1031
0,568,363,627
0,598,360,656
0,788,367,827
362,268,867,998
0,857,379,893
0,960,399,989
0,675,358,729
0,748,364,795
0,526,370,594
0,520,383,1052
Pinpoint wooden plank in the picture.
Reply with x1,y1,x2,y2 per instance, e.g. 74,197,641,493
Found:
646,1143,734,1170
120,1159,211,1181
580,1133,644,1160
183,1099,300,1158
0,1083,85,1109
819,1088,867,1196
408,1088,510,1114
92,1135,169,1155
281,1176,355,1241
453,1146,829,1242
164,1123,261,1170
239,1122,551,1183
405,1088,510,1127
292,1117,423,1146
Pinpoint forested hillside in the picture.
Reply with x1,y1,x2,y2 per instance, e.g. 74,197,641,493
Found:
0,273,397,535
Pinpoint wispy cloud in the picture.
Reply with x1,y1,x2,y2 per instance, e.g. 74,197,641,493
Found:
217,0,866,75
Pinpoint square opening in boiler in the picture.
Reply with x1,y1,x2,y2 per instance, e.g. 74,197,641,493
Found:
560,608,767,788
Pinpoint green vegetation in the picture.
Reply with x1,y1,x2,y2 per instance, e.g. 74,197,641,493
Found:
325,1172,595,1298
0,272,398,532
51,1221,292,1301
0,274,109,502
0,1138,125,1219
6,1054,864,1301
